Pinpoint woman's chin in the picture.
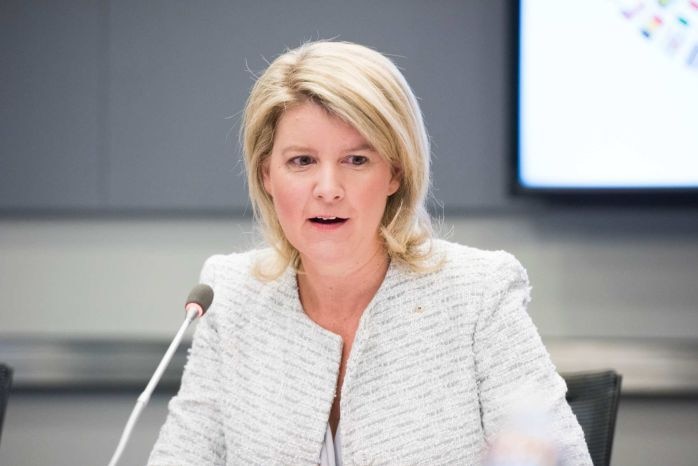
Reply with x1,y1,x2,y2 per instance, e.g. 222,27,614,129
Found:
299,246,358,271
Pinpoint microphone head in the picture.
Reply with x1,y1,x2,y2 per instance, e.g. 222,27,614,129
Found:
185,284,214,317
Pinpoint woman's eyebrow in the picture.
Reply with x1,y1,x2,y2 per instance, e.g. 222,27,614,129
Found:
280,143,375,154
280,145,314,155
345,143,375,152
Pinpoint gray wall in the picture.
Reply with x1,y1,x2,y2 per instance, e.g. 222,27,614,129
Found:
2,214,698,340
1,0,512,212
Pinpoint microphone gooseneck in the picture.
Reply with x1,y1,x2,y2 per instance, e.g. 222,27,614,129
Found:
107,284,214,466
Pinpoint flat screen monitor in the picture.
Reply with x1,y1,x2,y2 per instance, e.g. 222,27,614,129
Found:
516,0,698,195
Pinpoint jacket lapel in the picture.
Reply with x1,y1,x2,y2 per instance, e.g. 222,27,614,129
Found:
223,265,343,464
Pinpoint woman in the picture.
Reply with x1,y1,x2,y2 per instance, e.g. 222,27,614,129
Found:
149,41,591,465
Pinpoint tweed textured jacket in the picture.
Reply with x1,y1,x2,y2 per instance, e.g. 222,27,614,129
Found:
148,240,591,465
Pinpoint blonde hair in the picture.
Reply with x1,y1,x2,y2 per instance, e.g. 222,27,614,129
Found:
242,41,436,279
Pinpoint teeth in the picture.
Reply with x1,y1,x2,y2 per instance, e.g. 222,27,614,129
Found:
311,216,346,224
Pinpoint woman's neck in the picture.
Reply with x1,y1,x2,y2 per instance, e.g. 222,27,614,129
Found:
296,247,390,329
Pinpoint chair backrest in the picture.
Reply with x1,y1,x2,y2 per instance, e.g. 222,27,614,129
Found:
0,363,12,447
563,370,622,466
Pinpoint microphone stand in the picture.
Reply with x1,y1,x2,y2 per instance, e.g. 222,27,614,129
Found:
107,307,199,466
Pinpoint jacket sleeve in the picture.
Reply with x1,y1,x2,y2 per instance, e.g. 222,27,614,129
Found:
147,257,227,465
472,252,592,466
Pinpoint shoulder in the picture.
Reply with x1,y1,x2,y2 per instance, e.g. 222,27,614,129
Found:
199,248,286,314
431,239,527,284
199,248,271,288
196,247,287,328
423,240,532,333
398,239,529,313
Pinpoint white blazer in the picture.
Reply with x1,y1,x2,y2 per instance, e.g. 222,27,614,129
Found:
148,240,592,466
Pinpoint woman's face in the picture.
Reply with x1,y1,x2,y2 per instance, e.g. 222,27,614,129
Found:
263,102,400,272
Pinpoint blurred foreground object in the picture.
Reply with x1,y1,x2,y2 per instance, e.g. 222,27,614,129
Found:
482,370,622,466
482,383,560,466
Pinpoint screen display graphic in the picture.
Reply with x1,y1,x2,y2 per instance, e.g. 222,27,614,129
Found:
518,0,698,191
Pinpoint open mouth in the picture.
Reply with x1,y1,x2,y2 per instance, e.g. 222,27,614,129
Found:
309,216,348,225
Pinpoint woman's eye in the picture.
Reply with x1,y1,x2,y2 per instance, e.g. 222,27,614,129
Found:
289,155,314,166
346,155,368,166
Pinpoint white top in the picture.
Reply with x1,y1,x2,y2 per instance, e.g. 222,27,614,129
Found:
319,422,343,466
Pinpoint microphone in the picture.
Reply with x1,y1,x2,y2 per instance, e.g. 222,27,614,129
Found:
107,284,214,466
184,283,215,318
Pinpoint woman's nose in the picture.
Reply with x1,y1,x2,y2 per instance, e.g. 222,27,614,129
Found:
312,166,344,201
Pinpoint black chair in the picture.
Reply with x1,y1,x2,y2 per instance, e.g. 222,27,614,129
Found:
0,363,12,447
563,370,622,466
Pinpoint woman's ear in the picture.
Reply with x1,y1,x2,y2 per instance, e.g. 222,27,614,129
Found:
388,166,402,196
262,159,273,197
